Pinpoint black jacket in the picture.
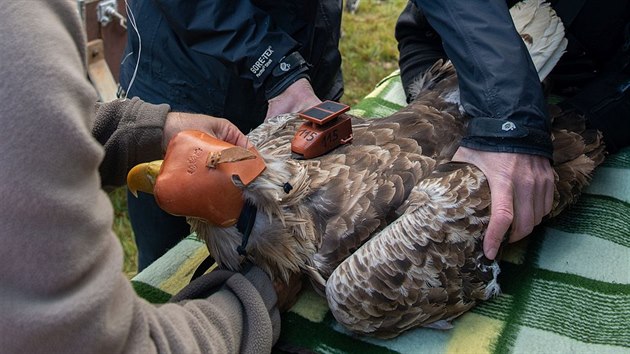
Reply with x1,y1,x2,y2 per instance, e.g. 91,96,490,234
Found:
120,0,344,133
399,0,553,158
398,0,630,155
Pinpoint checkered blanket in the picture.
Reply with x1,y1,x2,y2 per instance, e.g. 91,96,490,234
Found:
132,71,630,354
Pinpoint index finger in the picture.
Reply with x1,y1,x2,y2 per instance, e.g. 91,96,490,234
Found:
483,184,514,260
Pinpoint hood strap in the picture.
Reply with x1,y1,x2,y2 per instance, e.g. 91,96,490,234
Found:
236,200,257,256
190,200,258,283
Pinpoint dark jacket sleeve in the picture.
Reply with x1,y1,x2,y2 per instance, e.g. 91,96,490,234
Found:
92,97,170,188
153,0,301,92
410,0,553,158
395,1,447,102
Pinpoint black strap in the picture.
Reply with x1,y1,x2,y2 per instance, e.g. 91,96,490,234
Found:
190,201,258,282
264,51,311,100
236,200,257,256
190,253,217,282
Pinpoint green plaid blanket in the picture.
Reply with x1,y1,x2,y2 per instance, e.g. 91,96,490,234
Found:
132,71,630,354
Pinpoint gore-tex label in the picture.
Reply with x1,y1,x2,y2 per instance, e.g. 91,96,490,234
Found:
250,46,274,78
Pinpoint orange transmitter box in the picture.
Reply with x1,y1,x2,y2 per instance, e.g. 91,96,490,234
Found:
291,101,353,159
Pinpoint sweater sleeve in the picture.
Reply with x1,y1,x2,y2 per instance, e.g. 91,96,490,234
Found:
411,0,553,158
93,97,170,188
0,1,279,353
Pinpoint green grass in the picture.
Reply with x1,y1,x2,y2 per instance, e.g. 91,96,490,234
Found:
340,0,406,106
109,187,138,278
110,0,407,278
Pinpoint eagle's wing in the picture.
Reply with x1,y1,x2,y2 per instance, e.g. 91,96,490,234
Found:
548,106,606,217
304,63,466,286
308,116,439,282
325,162,496,338
323,104,606,337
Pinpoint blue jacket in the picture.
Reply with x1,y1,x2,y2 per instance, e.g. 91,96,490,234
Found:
402,0,553,158
120,0,344,132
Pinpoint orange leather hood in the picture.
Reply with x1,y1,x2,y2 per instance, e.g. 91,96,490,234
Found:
154,130,266,227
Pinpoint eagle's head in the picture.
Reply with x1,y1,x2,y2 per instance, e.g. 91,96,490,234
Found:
128,130,266,227
127,129,317,284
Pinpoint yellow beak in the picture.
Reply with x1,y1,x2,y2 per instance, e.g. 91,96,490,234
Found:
126,160,163,197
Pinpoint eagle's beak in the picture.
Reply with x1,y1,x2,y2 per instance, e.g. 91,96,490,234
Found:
127,160,163,197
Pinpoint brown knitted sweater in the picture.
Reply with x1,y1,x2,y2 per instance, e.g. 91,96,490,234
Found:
0,1,279,353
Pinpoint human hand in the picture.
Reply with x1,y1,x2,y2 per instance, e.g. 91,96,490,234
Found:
162,112,250,151
452,147,554,260
265,78,322,120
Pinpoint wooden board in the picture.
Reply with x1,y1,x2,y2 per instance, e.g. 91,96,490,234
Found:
87,39,118,102
81,0,128,83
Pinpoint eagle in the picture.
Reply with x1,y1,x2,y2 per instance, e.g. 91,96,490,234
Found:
127,0,605,338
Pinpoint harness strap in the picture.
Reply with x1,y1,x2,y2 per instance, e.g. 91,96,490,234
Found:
236,201,258,256
190,201,258,282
